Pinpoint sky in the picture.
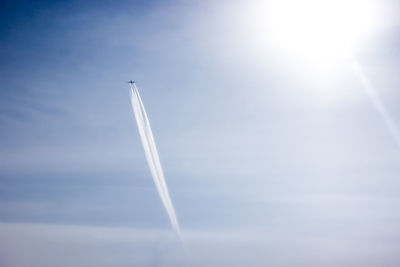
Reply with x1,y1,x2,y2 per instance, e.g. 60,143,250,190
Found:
1,0,400,266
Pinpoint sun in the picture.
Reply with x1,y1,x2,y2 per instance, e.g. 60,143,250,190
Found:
251,0,378,68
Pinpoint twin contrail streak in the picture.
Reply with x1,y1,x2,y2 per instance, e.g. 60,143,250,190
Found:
129,83,181,238
352,61,400,148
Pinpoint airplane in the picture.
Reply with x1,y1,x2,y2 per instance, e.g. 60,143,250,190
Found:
128,80,136,84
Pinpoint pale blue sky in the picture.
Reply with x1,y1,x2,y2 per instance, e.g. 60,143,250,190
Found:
1,0,400,266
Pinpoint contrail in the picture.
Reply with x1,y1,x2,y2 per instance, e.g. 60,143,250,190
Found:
352,60,400,148
129,82,181,238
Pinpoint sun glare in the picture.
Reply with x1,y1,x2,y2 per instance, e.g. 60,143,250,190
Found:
261,0,377,67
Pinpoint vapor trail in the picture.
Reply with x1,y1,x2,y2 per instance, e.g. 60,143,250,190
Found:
352,60,400,148
129,83,181,237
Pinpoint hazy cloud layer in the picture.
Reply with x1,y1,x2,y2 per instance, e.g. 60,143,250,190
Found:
1,222,400,267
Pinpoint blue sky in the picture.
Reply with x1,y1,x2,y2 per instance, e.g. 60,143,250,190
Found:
1,0,400,266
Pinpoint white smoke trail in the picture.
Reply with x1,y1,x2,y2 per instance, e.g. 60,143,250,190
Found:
352,60,400,148
129,83,182,237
